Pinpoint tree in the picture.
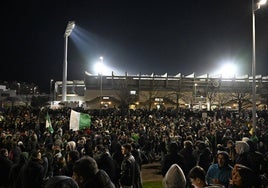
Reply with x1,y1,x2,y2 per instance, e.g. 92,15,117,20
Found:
215,93,232,109
230,83,251,112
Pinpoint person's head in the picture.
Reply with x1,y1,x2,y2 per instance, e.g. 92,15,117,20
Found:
168,142,179,153
72,156,98,186
196,141,207,151
226,140,234,148
246,140,257,152
45,175,79,188
121,143,132,156
188,166,207,188
67,150,80,163
235,141,250,155
19,152,29,163
183,140,193,150
0,148,8,157
66,141,76,152
53,139,62,152
30,150,42,161
216,151,229,167
231,164,255,187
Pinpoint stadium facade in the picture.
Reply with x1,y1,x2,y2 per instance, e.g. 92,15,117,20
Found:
53,72,268,110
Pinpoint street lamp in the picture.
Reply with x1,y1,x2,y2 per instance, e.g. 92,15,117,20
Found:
17,83,20,95
252,0,267,133
194,83,197,104
50,79,54,101
62,21,75,101
99,56,103,108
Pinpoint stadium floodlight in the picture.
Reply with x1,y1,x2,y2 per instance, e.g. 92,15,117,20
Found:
62,21,75,101
252,0,266,133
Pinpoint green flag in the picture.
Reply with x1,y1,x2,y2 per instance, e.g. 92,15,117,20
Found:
46,112,54,134
69,110,91,131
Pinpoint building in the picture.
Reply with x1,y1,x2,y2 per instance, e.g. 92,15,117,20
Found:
53,72,268,110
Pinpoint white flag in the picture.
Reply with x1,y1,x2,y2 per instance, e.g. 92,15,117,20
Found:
69,110,91,131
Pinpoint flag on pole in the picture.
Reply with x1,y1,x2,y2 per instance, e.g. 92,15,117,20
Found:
69,110,91,131
46,112,54,134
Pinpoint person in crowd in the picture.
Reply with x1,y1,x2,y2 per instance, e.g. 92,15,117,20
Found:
206,151,232,188
159,134,168,164
131,142,143,188
94,144,117,185
72,155,115,188
246,139,266,188
131,142,143,170
225,140,236,166
161,141,186,177
9,152,29,188
61,150,80,177
42,142,54,179
195,141,213,173
179,140,197,187
229,163,256,188
120,143,142,188
0,148,13,188
20,149,45,188
44,175,79,188
52,139,64,176
222,129,233,147
162,164,186,188
62,141,77,159
188,165,208,188
234,141,250,167
9,140,22,164
111,142,124,188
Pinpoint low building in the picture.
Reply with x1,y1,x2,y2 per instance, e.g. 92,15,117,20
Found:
53,72,268,110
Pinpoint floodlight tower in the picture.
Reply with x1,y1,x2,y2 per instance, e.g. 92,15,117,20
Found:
252,0,267,133
99,56,103,108
62,21,75,101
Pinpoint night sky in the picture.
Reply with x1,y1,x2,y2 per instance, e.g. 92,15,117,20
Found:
1,0,268,92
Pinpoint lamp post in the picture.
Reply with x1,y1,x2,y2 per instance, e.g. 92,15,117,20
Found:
50,79,54,102
99,56,103,109
62,21,75,101
194,83,197,104
252,0,267,133
17,83,20,95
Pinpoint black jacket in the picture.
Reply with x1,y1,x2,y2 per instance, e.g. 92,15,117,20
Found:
81,169,115,188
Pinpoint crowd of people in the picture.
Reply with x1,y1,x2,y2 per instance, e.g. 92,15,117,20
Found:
0,106,268,188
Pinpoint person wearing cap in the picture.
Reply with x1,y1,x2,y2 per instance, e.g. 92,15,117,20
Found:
206,151,233,188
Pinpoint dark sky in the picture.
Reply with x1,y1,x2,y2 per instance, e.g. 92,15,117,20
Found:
1,0,268,92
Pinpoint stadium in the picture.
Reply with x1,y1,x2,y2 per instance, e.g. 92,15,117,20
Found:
53,71,268,111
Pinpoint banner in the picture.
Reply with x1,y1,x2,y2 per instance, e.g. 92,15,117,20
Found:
69,110,91,131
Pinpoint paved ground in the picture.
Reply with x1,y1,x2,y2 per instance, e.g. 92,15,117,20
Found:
141,161,163,182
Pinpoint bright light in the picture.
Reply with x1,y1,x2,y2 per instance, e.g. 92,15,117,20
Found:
93,57,112,75
259,0,267,6
212,60,239,78
64,21,75,37
219,63,237,78
94,62,104,74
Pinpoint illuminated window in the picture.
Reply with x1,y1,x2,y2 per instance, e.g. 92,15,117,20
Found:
155,98,163,102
